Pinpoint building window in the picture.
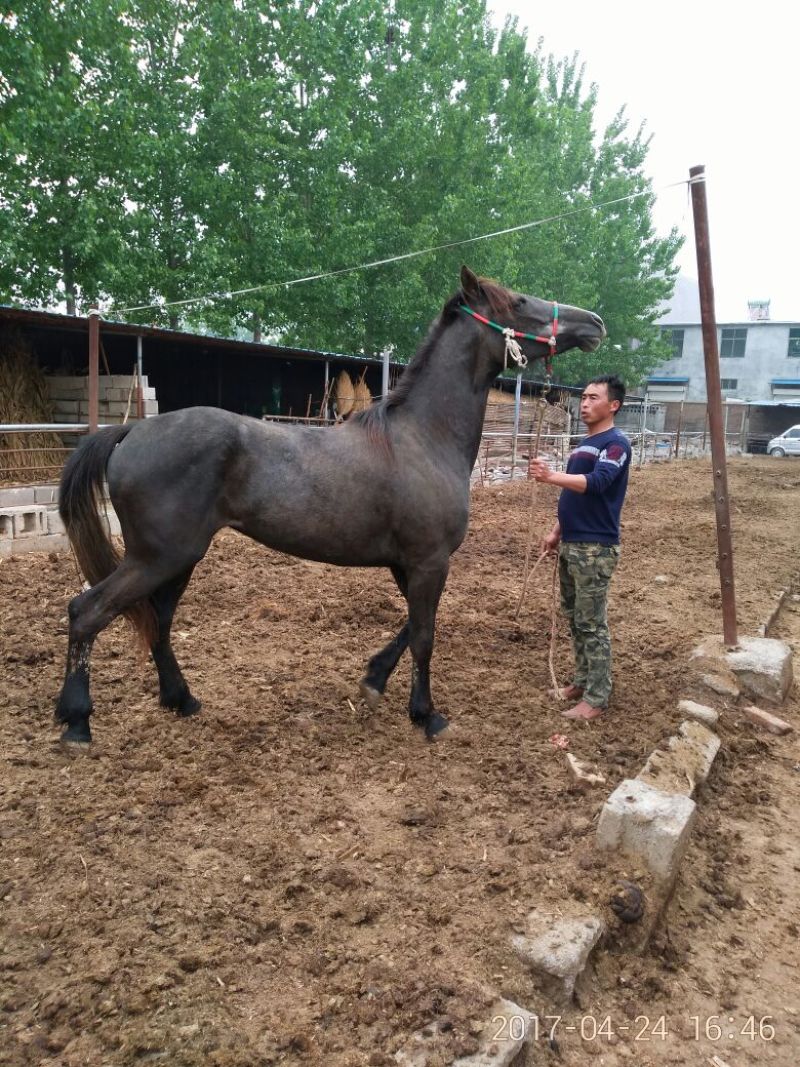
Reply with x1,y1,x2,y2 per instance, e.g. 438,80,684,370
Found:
788,328,800,357
720,327,747,357
720,378,738,390
662,328,684,358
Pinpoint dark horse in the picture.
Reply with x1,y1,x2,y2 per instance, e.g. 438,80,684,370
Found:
55,267,605,744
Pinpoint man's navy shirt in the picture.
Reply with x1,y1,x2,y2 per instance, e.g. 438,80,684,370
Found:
557,427,631,545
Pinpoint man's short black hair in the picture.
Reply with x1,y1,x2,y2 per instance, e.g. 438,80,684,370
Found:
587,374,626,409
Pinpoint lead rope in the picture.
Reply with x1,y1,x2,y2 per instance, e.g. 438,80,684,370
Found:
547,552,561,696
502,328,527,372
513,390,563,699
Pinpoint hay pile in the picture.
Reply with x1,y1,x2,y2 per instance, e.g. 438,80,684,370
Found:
334,370,354,418
0,328,65,484
351,371,372,413
334,370,372,419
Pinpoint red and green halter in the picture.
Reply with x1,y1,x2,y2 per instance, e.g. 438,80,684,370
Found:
459,302,559,375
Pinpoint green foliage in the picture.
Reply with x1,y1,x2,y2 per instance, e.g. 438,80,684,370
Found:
0,0,681,385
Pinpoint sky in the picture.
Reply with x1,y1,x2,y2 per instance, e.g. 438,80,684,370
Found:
487,0,800,322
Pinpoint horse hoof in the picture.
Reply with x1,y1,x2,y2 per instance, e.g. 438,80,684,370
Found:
61,723,92,745
425,712,450,740
358,680,383,712
176,695,202,718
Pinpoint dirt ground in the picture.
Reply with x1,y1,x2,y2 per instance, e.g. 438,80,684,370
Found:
1,456,799,1067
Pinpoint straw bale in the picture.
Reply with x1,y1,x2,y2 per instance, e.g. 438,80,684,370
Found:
334,370,355,418
352,372,372,413
0,328,65,484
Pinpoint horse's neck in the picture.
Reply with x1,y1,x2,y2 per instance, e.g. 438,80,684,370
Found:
401,324,496,470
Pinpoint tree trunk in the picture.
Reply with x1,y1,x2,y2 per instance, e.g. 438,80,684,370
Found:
63,249,76,316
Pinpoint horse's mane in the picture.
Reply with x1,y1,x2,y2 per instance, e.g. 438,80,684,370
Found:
354,277,513,441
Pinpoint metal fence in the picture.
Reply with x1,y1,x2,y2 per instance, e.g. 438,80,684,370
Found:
472,428,745,485
0,420,751,490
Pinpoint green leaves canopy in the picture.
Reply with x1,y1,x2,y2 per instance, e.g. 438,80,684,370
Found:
0,0,681,385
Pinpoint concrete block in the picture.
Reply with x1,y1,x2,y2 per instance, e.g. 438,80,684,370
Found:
51,386,86,401
143,400,159,415
693,635,793,705
46,375,86,391
1,505,48,538
743,705,794,736
726,637,793,704
395,998,536,1067
34,486,59,505
47,510,65,536
638,720,720,797
2,532,70,556
0,513,13,541
678,699,719,727
597,779,697,884
0,487,35,507
56,400,79,414
512,912,604,1004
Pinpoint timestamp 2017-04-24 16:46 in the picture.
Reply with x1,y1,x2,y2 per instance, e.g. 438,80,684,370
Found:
490,1013,778,1044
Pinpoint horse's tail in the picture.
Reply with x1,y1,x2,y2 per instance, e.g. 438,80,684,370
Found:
59,424,157,648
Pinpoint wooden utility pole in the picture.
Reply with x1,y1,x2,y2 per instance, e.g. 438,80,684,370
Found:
689,165,738,647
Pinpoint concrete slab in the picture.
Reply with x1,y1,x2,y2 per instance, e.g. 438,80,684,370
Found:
693,635,793,705
638,720,721,797
677,699,719,728
597,779,697,885
0,487,36,507
743,705,794,736
394,998,536,1067
512,912,604,1004
0,532,70,557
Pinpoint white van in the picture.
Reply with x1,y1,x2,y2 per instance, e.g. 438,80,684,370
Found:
767,425,800,456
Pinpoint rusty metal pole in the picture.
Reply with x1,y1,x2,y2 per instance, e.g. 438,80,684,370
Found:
136,335,145,420
88,309,100,434
689,165,738,647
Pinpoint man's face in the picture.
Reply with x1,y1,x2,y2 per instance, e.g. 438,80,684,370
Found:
580,383,620,427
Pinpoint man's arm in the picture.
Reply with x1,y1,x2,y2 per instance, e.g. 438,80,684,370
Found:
530,459,587,494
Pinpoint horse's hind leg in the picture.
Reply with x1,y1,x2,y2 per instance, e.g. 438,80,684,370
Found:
359,566,409,711
150,567,200,718
55,557,194,744
360,623,409,711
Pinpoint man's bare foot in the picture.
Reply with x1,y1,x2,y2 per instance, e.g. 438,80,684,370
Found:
561,699,605,721
557,684,584,701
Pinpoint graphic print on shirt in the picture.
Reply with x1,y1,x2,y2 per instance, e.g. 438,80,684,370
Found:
599,443,628,468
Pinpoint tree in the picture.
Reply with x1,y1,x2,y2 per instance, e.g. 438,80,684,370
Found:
0,1,136,312
0,0,681,388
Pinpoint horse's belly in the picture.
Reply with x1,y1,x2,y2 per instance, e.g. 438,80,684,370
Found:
232,514,392,568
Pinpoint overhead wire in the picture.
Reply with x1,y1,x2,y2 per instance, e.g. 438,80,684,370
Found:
112,178,689,317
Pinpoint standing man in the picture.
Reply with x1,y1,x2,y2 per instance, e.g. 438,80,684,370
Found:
530,375,631,721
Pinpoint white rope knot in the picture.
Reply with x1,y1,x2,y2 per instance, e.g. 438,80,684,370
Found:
502,328,528,371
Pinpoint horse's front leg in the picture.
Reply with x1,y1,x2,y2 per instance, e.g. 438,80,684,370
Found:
406,560,450,739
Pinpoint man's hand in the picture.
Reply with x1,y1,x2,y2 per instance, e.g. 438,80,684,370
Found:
529,457,555,483
541,527,561,556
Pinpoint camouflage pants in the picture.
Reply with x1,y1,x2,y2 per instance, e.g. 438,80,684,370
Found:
558,542,620,708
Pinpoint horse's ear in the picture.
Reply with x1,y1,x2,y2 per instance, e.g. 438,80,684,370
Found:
460,265,482,304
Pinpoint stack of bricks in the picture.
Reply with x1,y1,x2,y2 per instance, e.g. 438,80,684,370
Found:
0,484,120,557
45,375,158,425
